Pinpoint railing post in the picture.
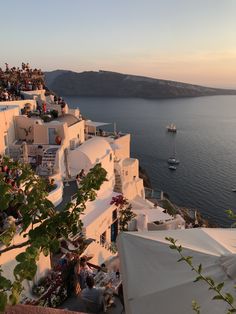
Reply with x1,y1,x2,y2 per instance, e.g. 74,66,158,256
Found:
160,190,164,200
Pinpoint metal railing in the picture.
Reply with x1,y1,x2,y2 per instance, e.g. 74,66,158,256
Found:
144,187,161,199
98,235,117,254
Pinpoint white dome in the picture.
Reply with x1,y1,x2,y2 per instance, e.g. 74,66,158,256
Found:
78,137,112,165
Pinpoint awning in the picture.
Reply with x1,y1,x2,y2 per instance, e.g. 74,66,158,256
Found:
85,120,111,128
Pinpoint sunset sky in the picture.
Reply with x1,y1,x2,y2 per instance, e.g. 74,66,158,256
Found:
1,0,235,88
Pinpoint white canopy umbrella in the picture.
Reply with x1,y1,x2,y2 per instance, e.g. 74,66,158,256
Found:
22,141,28,163
85,121,111,128
118,228,236,314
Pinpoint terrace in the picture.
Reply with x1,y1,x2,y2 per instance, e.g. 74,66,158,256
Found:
85,121,127,140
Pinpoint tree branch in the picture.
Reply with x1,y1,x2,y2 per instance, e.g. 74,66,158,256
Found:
166,237,236,312
0,240,30,255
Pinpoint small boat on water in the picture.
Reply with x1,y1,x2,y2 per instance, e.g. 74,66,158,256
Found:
168,165,177,171
167,136,180,166
166,123,177,133
168,157,180,165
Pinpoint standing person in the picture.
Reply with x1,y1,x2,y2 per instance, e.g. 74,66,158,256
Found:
42,102,46,114
74,257,82,295
64,253,76,297
81,276,106,313
36,145,44,165
61,103,66,115
78,257,93,289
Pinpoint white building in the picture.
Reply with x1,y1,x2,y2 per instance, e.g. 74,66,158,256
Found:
0,88,185,269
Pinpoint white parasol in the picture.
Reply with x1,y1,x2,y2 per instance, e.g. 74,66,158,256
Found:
22,141,29,163
118,228,236,314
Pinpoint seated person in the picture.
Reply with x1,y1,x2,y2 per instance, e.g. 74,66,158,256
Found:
100,263,108,273
78,169,85,179
76,169,86,187
81,276,105,313
49,178,56,187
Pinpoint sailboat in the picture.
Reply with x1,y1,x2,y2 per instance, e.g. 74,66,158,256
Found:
168,137,180,165
166,123,177,133
168,157,180,165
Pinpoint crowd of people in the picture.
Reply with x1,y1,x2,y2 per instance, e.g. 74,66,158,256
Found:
0,62,71,124
53,95,67,107
0,62,45,101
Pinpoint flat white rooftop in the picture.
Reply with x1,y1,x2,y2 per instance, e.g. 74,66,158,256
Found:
82,189,119,228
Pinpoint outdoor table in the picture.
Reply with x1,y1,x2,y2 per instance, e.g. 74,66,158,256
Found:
94,271,121,292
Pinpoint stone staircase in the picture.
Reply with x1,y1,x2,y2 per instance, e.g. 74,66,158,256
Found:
39,149,58,176
42,152,56,168
114,170,122,193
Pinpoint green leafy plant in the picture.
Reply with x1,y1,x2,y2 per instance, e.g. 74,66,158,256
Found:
0,157,107,310
110,195,136,231
225,210,236,228
50,110,58,119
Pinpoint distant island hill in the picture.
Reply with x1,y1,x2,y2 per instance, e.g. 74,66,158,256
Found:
45,70,236,99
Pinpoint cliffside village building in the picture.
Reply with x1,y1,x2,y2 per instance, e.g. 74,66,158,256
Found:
0,75,185,301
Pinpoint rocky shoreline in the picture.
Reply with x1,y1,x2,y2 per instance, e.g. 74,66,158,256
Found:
139,167,218,228
166,200,218,228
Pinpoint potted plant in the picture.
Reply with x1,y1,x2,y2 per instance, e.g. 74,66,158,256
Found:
55,132,62,145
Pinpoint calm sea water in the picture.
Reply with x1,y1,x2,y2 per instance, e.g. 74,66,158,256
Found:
64,95,236,227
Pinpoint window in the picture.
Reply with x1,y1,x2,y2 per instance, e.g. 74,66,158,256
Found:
100,231,106,246
112,209,117,221
125,171,128,176
111,221,118,242
4,135,7,146
110,153,112,161
48,128,56,145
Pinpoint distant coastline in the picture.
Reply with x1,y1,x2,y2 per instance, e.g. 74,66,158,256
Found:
45,70,236,100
